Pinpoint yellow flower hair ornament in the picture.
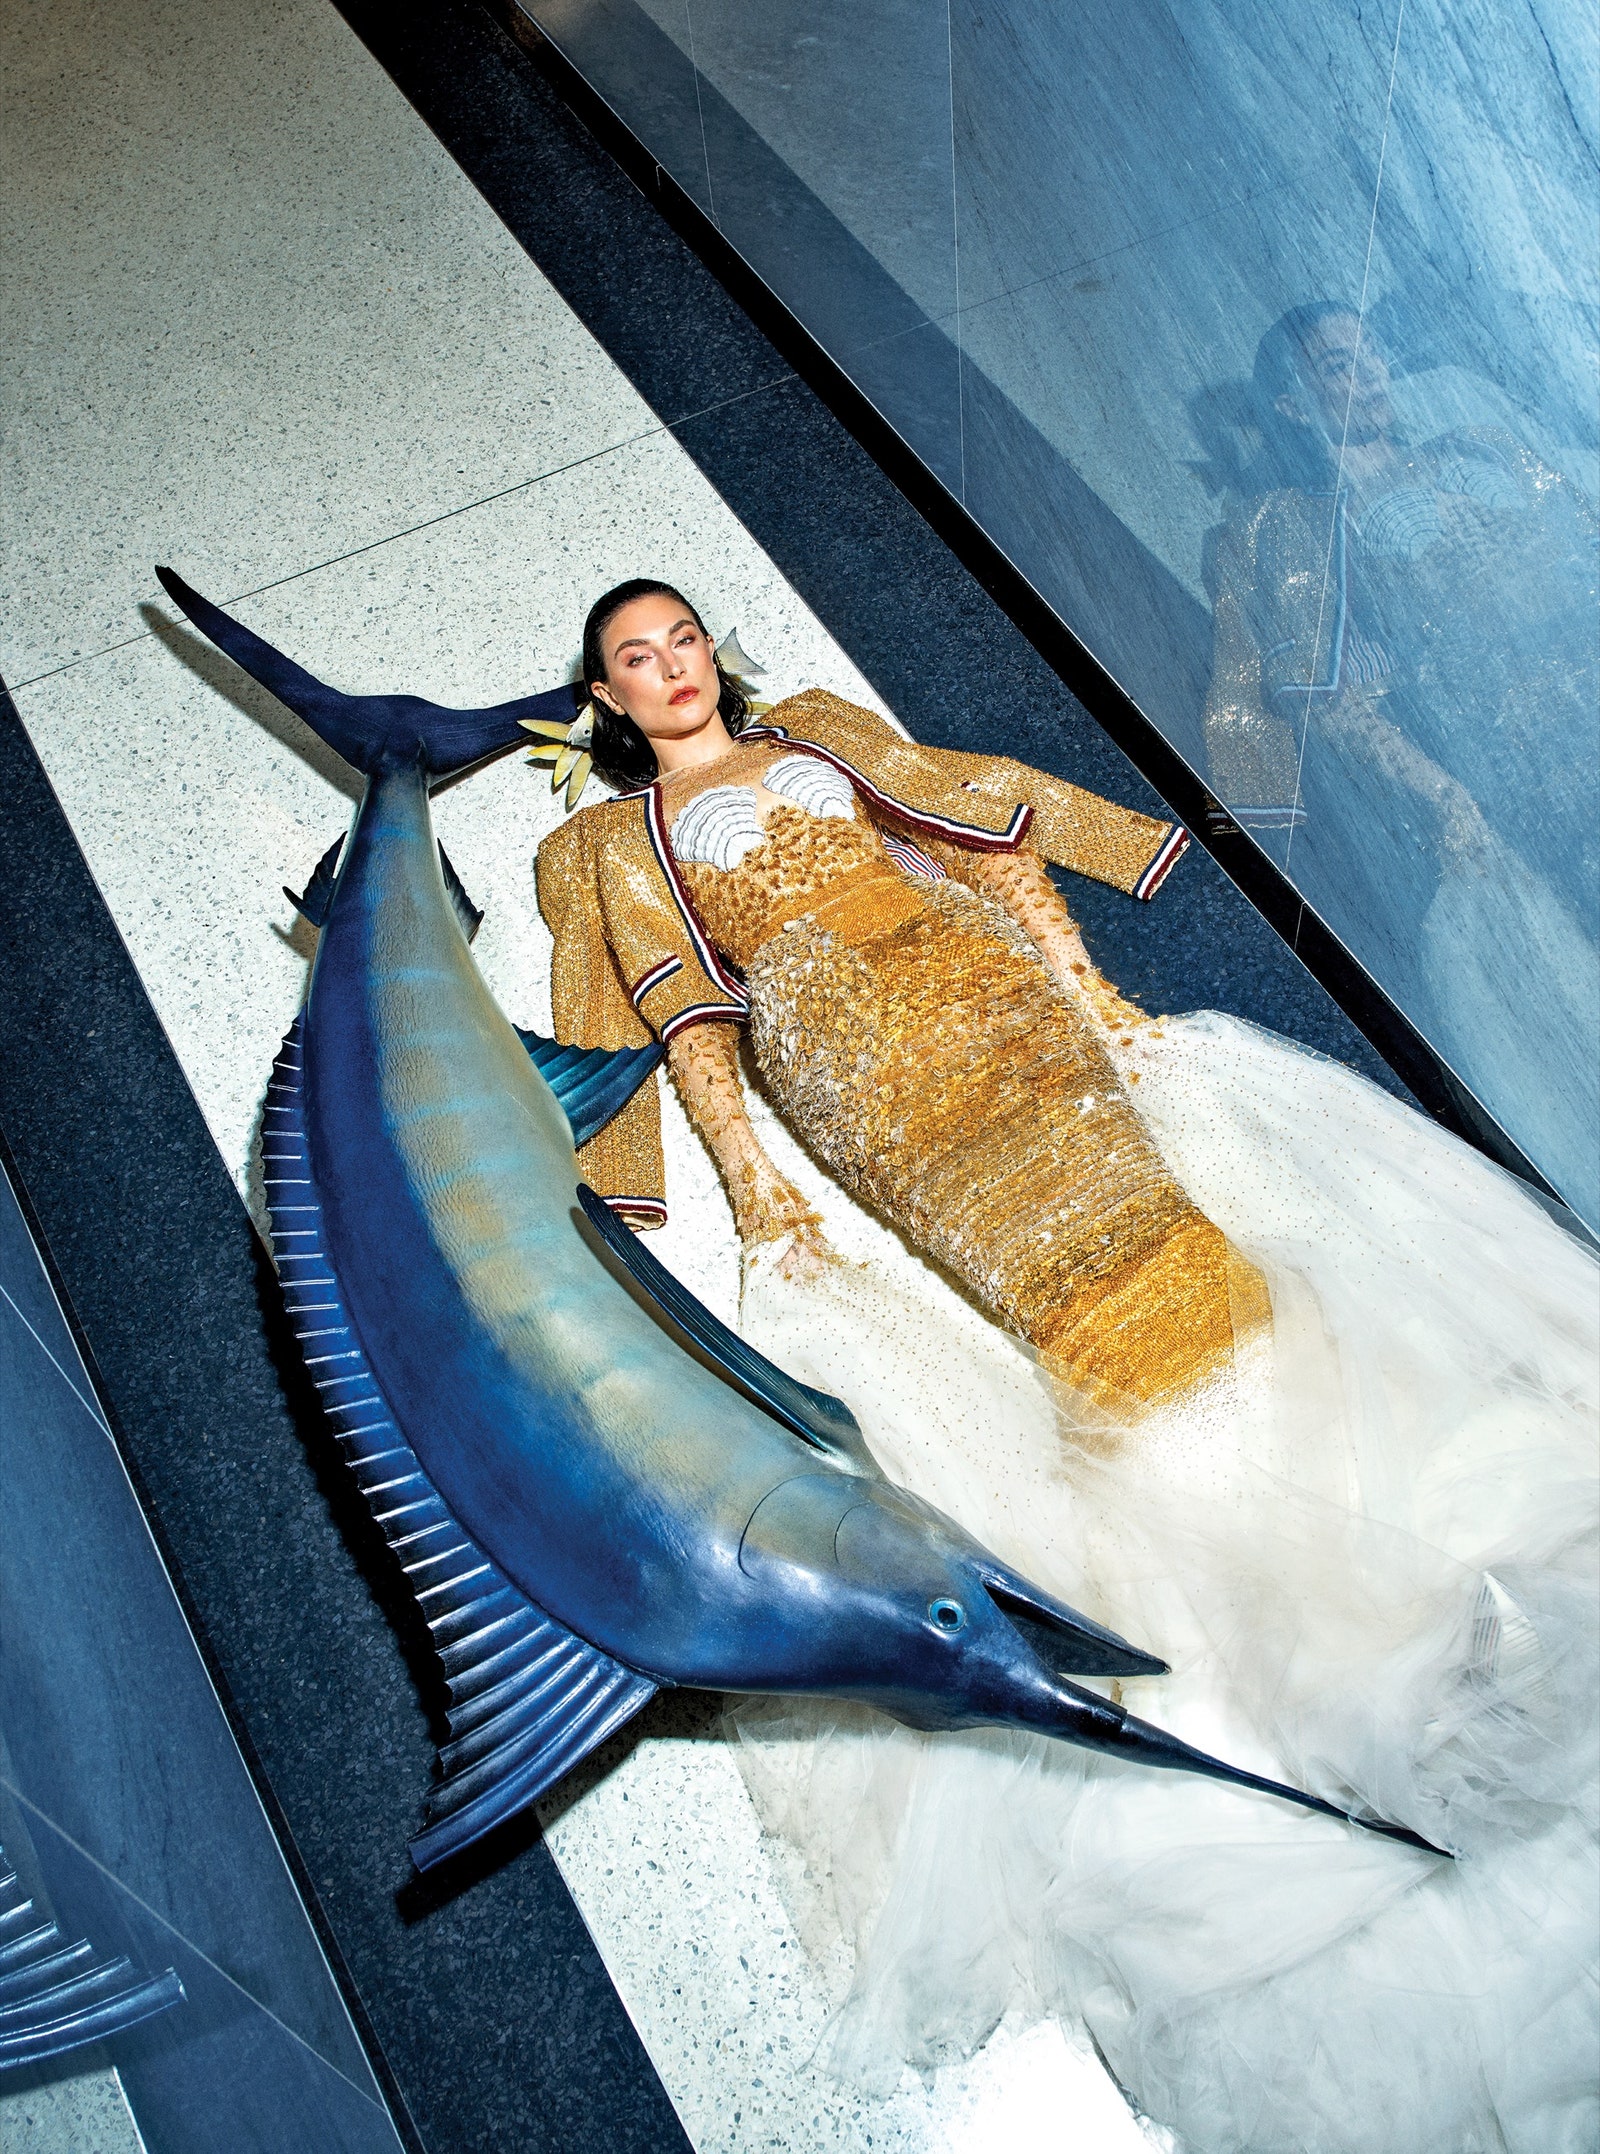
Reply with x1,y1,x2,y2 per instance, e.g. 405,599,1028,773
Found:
520,629,772,811
520,701,595,811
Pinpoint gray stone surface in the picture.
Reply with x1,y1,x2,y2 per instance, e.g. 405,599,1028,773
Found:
0,2062,148,2154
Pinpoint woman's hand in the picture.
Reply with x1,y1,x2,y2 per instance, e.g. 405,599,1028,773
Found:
1067,962,1153,1036
668,1021,835,1269
729,1152,828,1259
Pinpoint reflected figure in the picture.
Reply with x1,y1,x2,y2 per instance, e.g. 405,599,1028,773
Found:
1202,301,1599,1222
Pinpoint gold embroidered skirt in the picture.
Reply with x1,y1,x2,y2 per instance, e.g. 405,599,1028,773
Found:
744,881,1251,1409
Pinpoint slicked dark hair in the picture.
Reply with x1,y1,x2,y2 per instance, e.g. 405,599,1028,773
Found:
1251,301,1361,488
582,578,750,791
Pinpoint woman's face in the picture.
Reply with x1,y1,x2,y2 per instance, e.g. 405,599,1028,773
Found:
1285,312,1394,446
591,592,722,746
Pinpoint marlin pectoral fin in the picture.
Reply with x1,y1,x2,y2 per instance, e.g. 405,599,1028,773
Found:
283,837,345,929
436,844,483,944
516,1034,664,1149
576,1183,878,1471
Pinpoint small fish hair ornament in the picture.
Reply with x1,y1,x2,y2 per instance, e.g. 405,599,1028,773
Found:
521,628,772,811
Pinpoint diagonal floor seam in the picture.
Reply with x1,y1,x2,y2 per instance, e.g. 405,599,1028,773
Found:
8,373,797,697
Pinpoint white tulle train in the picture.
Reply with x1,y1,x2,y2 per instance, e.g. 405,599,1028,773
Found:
734,1011,1599,2154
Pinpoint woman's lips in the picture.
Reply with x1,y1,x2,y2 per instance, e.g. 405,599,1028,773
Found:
669,686,699,706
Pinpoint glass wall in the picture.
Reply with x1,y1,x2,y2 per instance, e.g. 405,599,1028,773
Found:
0,1157,410,2153
528,0,1599,1227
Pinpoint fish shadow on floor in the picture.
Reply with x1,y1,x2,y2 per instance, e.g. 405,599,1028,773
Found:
141,605,364,805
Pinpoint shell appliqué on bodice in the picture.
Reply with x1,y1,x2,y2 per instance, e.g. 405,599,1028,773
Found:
669,785,769,871
670,754,858,871
762,755,857,820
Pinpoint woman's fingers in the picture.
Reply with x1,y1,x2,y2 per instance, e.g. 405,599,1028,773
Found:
745,1214,835,1282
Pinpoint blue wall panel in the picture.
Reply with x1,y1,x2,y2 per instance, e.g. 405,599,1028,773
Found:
528,0,1598,1224
0,1159,409,2152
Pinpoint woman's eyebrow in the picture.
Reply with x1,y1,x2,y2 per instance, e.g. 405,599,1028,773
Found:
612,618,697,654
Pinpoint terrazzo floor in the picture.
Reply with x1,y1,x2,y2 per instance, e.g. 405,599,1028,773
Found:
0,0,1157,2145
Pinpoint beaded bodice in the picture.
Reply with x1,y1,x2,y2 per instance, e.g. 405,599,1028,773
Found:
665,746,923,969
662,742,1254,1410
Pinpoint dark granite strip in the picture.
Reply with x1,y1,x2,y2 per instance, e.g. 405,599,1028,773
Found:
0,680,691,2154
330,0,1570,1200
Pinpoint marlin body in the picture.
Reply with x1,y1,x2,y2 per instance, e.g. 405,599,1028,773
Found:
159,568,1441,1869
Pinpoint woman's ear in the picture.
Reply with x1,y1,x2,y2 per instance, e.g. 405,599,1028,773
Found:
591,679,625,717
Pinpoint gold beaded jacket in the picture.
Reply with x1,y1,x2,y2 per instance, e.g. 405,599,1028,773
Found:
535,689,1188,1220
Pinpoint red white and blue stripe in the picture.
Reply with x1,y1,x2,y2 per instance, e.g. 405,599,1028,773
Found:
1132,824,1189,900
741,726,1033,853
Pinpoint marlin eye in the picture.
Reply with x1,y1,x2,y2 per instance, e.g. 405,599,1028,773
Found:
929,1598,966,1634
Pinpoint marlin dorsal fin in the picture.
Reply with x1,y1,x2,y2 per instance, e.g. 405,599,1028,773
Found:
283,837,345,930
284,836,482,942
575,1183,877,1471
515,1032,663,1149
436,845,483,944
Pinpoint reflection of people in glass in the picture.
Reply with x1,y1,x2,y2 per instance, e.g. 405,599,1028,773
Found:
1203,301,1599,1221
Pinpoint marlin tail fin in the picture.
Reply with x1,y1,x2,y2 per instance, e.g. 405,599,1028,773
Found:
157,565,578,778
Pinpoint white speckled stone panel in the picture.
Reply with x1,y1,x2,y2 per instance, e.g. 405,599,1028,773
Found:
0,2064,147,2154
0,0,660,685
537,1727,1157,2154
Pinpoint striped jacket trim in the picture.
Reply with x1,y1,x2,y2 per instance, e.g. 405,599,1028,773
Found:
602,1193,668,1222
740,726,1034,853
629,954,683,1009
658,1002,749,1045
641,786,750,1009
1132,823,1190,900
879,830,948,881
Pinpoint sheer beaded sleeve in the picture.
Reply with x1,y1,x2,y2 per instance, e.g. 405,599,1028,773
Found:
923,837,1155,1035
667,1022,825,1251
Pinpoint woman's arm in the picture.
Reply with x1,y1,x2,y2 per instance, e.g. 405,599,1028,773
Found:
667,1022,828,1256
934,843,1154,1033
1324,688,1491,861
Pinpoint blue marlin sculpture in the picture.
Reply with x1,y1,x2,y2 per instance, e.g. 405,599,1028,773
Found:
156,567,1441,1870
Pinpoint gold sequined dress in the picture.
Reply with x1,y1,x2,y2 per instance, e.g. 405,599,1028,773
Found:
663,740,1251,1409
